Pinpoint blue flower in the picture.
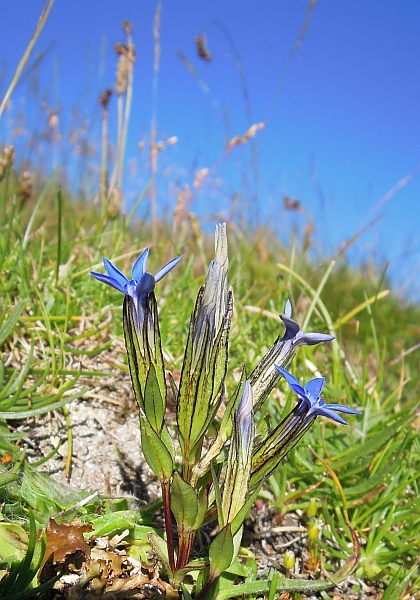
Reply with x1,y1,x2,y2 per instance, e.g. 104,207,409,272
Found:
91,248,182,329
250,300,335,410
275,365,361,425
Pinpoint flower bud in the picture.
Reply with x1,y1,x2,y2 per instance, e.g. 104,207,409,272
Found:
283,549,296,570
308,519,322,541
307,497,317,518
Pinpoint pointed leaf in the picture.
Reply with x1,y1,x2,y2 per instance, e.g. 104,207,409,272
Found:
171,473,199,529
139,412,173,481
209,525,234,576
144,363,165,432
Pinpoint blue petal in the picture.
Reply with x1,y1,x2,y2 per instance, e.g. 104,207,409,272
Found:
316,407,350,425
275,366,306,397
90,271,127,294
323,403,362,415
279,314,300,341
284,299,292,318
294,331,335,347
305,377,325,400
154,255,183,282
102,258,129,288
132,248,149,280
135,272,156,299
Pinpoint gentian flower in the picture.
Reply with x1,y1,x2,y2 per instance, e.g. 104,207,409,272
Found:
275,365,361,425
192,223,230,367
250,300,335,410
91,248,182,330
222,380,254,527
235,380,254,464
250,366,361,489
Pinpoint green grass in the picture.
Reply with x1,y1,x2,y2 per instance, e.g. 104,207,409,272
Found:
0,176,419,597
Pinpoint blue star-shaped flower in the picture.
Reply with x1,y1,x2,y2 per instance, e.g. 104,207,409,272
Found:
91,248,182,329
275,365,361,425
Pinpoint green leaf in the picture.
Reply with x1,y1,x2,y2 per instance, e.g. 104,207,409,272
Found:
0,523,28,562
148,532,171,573
170,473,199,529
209,525,234,576
0,301,26,346
139,411,173,481
193,486,209,530
144,363,165,432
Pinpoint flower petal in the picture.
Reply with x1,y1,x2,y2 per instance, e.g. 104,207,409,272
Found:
90,271,127,294
294,331,335,347
279,314,300,341
135,272,156,299
154,255,183,282
131,248,149,280
323,403,362,415
102,258,129,288
305,377,325,399
275,366,306,397
314,406,350,425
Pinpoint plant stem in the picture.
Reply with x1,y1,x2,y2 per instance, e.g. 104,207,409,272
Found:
0,0,56,119
176,526,196,571
161,479,176,573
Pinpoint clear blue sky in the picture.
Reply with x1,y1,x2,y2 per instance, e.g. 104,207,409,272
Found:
1,1,419,299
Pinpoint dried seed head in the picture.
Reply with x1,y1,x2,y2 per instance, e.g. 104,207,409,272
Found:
99,89,113,109
107,187,123,219
3,145,15,165
114,41,135,95
0,145,15,181
166,136,177,146
226,123,265,151
114,42,128,56
18,171,33,203
123,20,133,37
283,195,302,211
193,167,209,188
115,54,129,94
195,34,212,61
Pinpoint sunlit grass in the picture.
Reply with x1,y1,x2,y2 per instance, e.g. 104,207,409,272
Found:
1,173,419,596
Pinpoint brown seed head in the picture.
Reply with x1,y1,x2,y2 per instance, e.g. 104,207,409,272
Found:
3,145,15,165
114,42,128,56
99,89,113,109
123,20,133,37
195,34,212,61
18,171,33,203
0,145,15,180
107,187,123,219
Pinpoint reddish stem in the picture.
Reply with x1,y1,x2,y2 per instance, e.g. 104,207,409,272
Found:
161,479,176,573
176,527,196,570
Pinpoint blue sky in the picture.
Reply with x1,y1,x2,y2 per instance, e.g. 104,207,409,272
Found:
1,1,419,299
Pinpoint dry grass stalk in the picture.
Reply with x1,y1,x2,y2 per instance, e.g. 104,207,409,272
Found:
107,21,135,217
226,122,265,152
150,2,162,245
0,0,56,119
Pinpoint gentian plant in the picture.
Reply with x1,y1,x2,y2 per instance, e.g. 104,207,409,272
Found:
91,224,361,598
